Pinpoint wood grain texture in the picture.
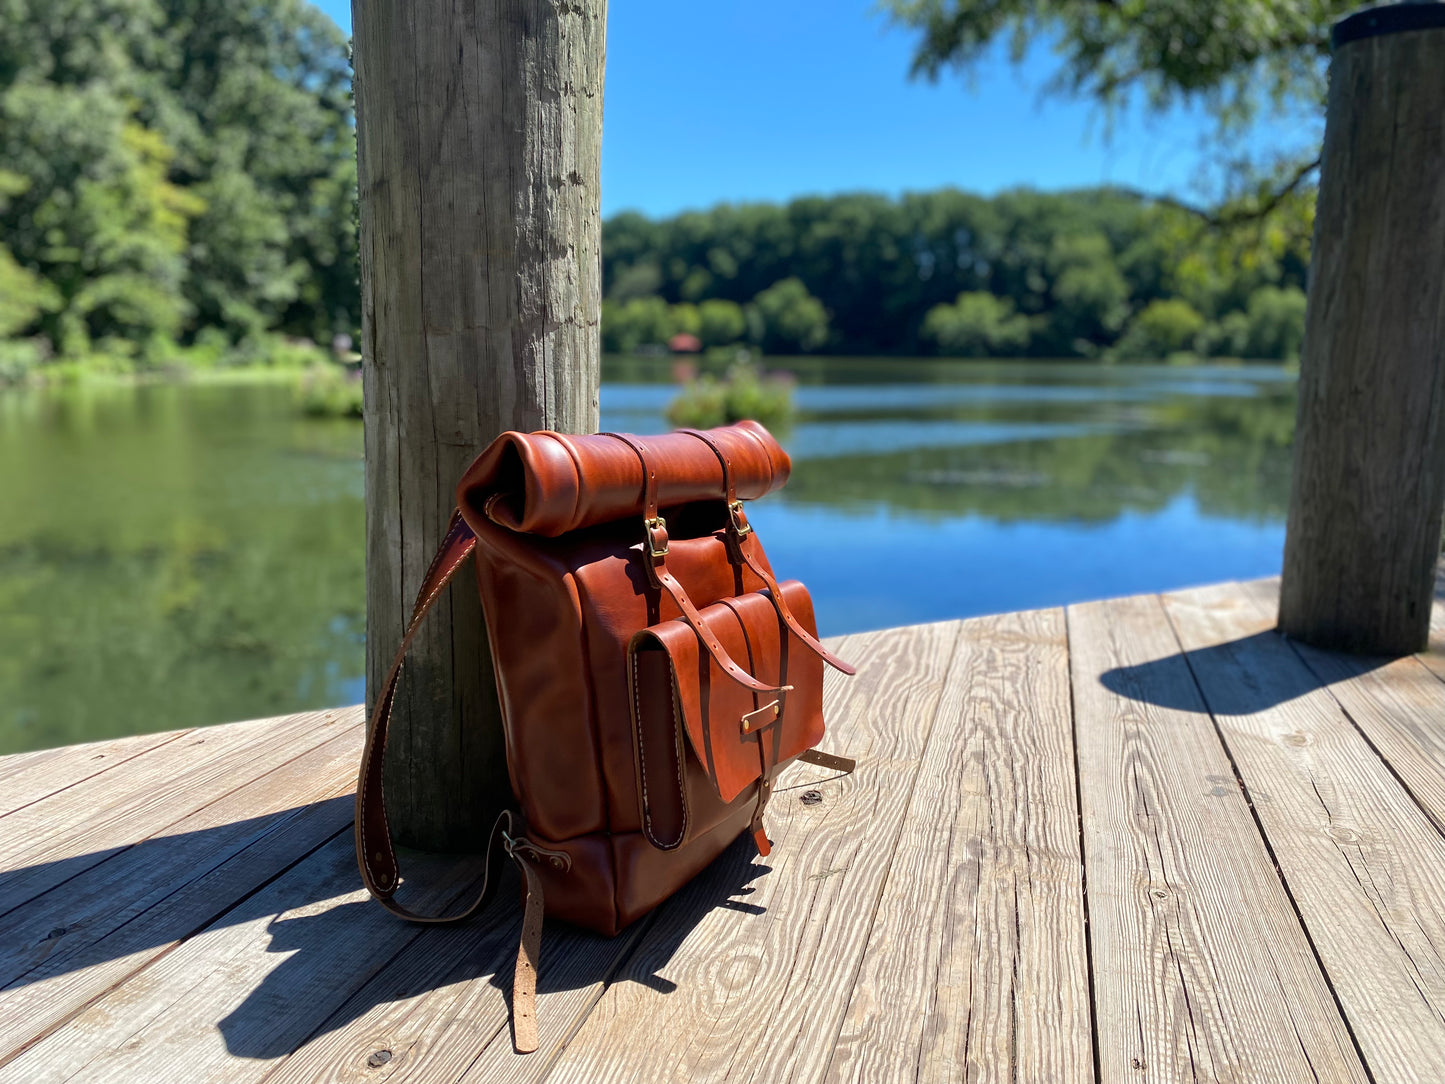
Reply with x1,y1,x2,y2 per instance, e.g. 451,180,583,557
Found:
536,620,962,1084
352,0,606,849
0,720,362,1063
825,608,1090,1084
1278,25,1445,654
0,831,486,1083
1068,594,1366,1084
1164,581,1445,1080
0,710,346,915
0,728,189,818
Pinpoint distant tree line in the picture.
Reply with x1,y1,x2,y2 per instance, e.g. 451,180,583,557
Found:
0,0,1317,383
602,188,1313,361
0,0,356,381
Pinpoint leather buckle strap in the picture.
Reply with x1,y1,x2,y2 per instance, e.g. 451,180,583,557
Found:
603,432,787,695
678,427,856,678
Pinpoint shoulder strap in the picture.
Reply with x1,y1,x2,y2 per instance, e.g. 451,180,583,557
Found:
355,511,508,917
353,510,545,1053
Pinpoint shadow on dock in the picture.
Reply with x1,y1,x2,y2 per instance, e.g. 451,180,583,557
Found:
1100,630,1393,715
1,800,769,1061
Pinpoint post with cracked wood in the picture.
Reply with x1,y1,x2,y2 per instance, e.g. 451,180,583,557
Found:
1279,2,1445,655
352,0,606,847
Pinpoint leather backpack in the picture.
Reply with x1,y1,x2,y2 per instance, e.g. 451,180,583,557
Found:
355,421,855,1052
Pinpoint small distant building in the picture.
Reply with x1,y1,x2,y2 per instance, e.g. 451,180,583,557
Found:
668,332,702,354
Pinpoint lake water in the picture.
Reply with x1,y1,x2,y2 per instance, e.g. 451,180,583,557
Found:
0,358,1297,752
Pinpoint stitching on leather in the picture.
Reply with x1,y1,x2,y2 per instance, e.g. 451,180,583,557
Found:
561,566,619,934
632,647,685,849
409,538,472,634
414,517,463,611
360,680,397,888
668,661,686,842
632,651,653,843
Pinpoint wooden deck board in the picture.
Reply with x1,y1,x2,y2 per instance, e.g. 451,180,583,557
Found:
1164,582,1445,1080
3,580,1445,1082
0,720,363,1062
826,608,1091,1084
0,728,191,818
1068,592,1366,1083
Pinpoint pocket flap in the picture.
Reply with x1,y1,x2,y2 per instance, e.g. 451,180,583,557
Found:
628,583,826,848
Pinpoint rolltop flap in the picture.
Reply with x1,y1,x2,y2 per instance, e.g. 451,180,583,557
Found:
456,420,790,538
627,582,826,849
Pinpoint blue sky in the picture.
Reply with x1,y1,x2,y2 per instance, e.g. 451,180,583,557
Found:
314,0,1319,220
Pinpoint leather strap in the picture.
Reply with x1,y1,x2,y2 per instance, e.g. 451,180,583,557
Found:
353,509,546,1053
798,748,857,774
603,432,788,696
678,428,856,677
511,860,546,1054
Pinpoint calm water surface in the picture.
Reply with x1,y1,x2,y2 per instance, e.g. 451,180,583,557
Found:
0,358,1296,751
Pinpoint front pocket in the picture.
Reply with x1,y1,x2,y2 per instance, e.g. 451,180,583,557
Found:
627,582,826,849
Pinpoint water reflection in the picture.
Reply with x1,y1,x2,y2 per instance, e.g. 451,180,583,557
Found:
0,359,1296,751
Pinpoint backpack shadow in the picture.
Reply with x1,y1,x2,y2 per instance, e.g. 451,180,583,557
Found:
216,832,774,1061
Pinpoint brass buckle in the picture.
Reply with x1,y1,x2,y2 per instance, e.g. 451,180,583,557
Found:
644,515,669,558
727,499,752,538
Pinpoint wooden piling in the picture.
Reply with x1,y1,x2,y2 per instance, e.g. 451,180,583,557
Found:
352,0,606,847
1279,2,1445,655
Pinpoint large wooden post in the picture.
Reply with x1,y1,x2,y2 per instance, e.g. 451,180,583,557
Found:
353,0,605,848
1279,3,1445,656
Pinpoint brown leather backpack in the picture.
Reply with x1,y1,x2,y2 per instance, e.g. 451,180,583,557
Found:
355,421,854,1052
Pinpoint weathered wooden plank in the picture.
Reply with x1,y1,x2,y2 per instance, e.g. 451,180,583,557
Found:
1163,582,1445,1079
0,718,362,1062
1068,593,1367,1083
0,710,349,915
530,619,962,1084
0,728,190,817
0,829,489,1083
1233,581,1445,840
824,608,1090,1084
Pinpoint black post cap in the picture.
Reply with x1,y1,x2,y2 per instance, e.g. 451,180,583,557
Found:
1334,2,1445,48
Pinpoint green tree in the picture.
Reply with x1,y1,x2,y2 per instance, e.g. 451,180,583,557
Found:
748,277,829,353
1045,230,1130,353
1114,298,1206,360
601,296,672,353
921,291,1032,356
0,0,357,368
698,299,746,347
599,187,1311,360
0,84,204,358
1217,285,1307,360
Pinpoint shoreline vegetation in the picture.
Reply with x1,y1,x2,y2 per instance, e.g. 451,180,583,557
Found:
0,1,1311,407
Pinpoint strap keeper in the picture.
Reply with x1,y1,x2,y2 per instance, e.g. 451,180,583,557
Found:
644,515,669,559
727,499,752,538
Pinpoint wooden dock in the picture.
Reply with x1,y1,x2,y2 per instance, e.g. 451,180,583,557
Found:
4,577,1445,1082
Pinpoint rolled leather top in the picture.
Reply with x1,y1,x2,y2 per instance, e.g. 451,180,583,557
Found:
457,419,791,537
